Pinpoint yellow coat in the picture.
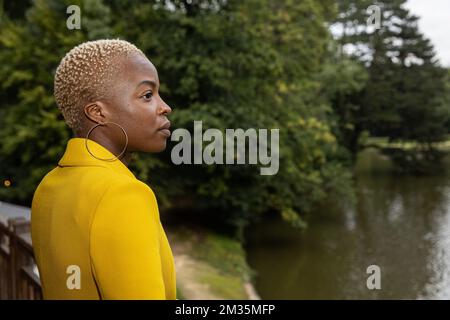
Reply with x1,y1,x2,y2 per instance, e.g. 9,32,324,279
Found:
31,138,176,299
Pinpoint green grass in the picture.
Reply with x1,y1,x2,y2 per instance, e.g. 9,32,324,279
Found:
169,225,256,299
176,286,186,300
197,265,248,299
190,231,253,280
364,136,450,151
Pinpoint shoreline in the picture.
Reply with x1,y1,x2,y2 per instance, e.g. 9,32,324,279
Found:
166,225,260,300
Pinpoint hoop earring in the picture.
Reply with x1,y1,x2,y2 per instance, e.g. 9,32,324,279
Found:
85,122,129,162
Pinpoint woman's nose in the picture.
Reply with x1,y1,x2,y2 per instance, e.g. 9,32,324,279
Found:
158,99,172,115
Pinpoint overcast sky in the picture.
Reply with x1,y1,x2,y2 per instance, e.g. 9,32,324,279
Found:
405,0,450,67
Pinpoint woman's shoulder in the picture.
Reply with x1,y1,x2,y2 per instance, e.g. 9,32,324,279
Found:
93,168,157,204
38,165,155,203
70,165,154,194
105,175,155,197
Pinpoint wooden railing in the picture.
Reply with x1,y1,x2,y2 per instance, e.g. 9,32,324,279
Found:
0,216,42,300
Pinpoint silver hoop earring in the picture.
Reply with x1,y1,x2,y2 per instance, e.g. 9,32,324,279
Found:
85,121,129,162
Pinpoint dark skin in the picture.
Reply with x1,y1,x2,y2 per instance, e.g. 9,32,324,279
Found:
75,53,172,166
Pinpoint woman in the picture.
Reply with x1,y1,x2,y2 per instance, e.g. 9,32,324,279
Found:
31,39,175,299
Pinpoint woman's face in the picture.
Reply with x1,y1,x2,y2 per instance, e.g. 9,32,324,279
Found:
90,53,172,153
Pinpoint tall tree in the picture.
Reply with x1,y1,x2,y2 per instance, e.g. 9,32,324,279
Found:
333,0,449,153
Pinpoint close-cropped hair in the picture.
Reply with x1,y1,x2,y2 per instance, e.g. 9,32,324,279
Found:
54,39,144,132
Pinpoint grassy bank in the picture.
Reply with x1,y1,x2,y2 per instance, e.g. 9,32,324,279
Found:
166,225,260,300
364,136,450,152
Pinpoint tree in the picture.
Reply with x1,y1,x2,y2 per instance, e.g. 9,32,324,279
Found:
0,0,353,237
332,0,449,159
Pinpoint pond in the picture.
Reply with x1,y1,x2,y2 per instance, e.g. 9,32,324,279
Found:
244,148,450,299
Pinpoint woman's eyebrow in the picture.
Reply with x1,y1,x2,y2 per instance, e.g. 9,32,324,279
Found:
136,80,157,89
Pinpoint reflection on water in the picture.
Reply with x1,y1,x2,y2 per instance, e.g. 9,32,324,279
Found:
244,149,450,299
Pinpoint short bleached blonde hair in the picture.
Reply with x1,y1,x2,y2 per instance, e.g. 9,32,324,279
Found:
54,39,145,131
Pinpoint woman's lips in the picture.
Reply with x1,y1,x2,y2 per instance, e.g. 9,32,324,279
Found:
158,121,171,137
159,128,171,137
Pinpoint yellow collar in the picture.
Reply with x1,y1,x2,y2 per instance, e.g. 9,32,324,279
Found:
58,138,136,179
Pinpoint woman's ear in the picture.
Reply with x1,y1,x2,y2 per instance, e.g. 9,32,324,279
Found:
84,101,108,124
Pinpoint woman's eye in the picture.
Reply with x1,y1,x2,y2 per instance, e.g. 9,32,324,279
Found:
142,91,153,100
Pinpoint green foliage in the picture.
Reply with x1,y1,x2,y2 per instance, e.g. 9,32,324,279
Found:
115,0,353,233
0,0,113,203
319,51,369,155
1,0,352,233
